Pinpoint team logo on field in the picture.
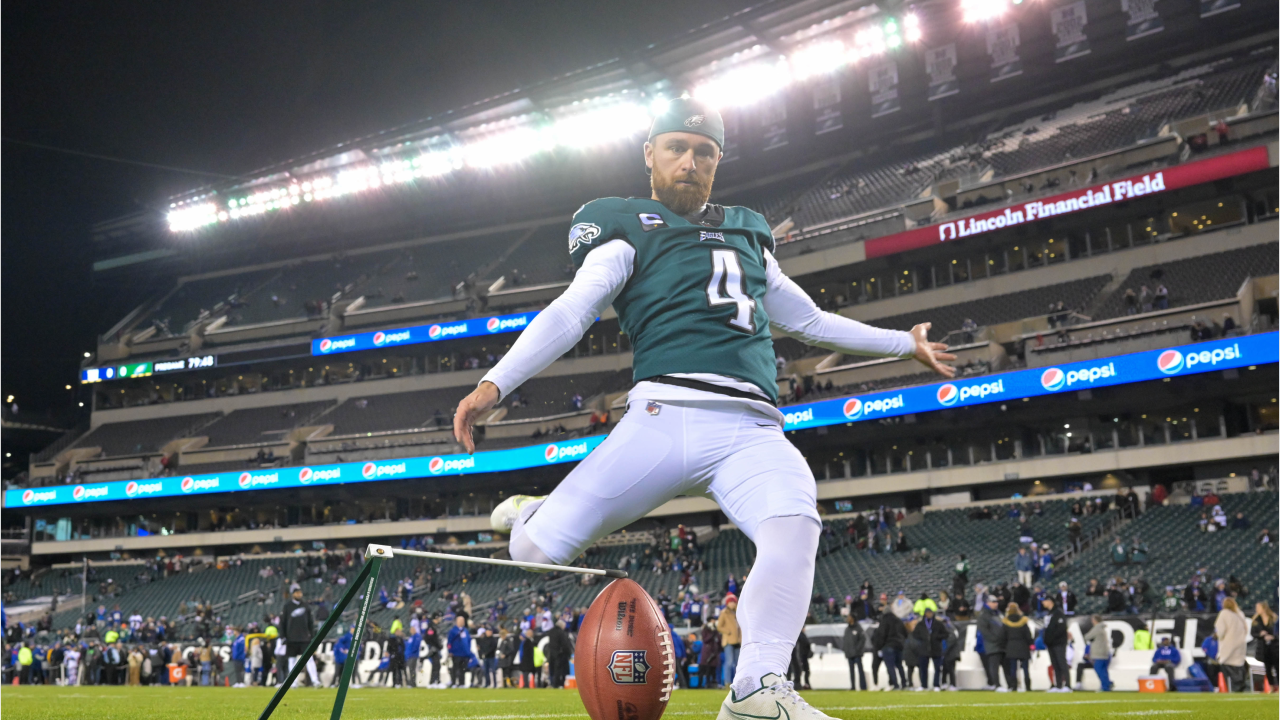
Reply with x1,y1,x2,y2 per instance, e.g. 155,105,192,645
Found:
683,115,705,128
568,223,601,253
637,213,667,231
936,384,959,407
1040,368,1066,391
608,650,651,684
842,398,863,420
1157,349,1184,375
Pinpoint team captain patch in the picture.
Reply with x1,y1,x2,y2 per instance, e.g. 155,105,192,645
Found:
608,650,651,684
569,222,602,253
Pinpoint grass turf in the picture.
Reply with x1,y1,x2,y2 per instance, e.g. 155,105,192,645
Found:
0,681,1274,717
1,687,1276,720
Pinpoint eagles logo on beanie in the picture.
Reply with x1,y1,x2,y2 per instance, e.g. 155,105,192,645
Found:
647,97,724,150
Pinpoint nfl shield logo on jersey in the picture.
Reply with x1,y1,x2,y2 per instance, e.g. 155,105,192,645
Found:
608,650,651,684
645,401,661,416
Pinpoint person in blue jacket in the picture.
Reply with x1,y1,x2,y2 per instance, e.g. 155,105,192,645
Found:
669,623,688,688
332,629,353,688
405,627,422,688
1149,636,1182,689
230,628,247,687
446,615,472,688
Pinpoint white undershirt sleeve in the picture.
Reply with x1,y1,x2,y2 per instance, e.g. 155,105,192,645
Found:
479,240,635,401
761,249,916,358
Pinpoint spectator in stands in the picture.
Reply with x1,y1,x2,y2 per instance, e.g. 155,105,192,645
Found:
890,591,913,620
1149,636,1181,689
1130,537,1149,564
842,615,867,690
1015,547,1035,587
1215,598,1250,692
952,554,970,599
850,590,876,621
1261,528,1274,545
1154,283,1169,310
1231,512,1250,530
1110,538,1128,566
1056,581,1077,616
1252,602,1278,690
1124,288,1138,315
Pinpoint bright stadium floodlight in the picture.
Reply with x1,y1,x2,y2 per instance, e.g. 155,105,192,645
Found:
549,102,651,148
961,0,1008,23
789,40,848,80
904,13,923,43
693,59,791,108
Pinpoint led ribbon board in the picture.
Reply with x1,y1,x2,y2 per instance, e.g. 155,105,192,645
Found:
7,436,606,508
781,333,1277,430
311,310,539,356
12,334,1275,509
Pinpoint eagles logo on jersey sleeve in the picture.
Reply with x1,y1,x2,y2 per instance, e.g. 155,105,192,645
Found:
568,197,633,268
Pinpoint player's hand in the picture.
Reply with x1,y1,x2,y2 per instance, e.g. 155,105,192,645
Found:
453,381,500,454
910,323,956,378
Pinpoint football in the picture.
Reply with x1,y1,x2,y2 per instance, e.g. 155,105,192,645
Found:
575,578,676,720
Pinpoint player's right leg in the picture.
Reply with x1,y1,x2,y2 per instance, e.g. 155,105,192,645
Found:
503,403,694,566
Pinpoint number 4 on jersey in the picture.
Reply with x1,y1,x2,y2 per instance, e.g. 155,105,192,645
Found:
706,249,756,333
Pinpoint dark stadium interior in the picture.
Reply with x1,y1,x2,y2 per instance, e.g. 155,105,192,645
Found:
2,0,1278,698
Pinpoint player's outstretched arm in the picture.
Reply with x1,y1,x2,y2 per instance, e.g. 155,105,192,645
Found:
762,251,955,378
452,240,634,454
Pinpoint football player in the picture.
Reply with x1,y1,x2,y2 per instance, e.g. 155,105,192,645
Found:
455,97,954,719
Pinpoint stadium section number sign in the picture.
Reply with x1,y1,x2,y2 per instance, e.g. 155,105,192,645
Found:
14,333,1274,509
311,310,540,356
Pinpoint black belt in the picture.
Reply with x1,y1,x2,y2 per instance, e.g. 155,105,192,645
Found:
640,375,776,407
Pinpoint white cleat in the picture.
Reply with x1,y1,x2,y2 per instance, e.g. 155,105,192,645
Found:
489,495,543,533
718,674,835,720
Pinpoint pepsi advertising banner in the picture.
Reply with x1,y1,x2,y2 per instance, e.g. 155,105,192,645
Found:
10,333,1275,509
780,333,1277,431
6,436,605,509
311,310,539,356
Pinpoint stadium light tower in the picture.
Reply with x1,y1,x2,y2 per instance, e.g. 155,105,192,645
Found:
961,0,1009,23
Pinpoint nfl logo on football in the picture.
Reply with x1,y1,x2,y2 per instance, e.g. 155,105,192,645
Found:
608,650,650,684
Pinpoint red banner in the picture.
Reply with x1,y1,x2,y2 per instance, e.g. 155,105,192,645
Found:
863,146,1272,259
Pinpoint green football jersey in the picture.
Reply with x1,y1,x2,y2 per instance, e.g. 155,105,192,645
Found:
568,197,779,401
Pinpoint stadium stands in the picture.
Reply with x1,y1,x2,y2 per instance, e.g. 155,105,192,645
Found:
322,389,461,436
197,401,336,447
500,369,631,421
70,413,222,456
1092,242,1279,320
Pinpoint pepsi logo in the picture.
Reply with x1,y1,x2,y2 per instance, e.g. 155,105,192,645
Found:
936,384,959,407
238,472,251,488
428,325,442,340
181,477,195,493
842,398,863,420
545,445,559,462
73,486,85,501
373,331,387,345
1157,349,1184,375
1040,368,1066,391
362,462,377,479
21,489,33,504
298,468,313,484
319,338,332,353
486,317,500,332
429,457,444,474
125,481,139,497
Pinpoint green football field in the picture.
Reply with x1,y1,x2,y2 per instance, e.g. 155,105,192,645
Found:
2,687,1276,720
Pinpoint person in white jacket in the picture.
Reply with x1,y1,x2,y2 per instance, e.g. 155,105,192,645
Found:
1215,597,1251,691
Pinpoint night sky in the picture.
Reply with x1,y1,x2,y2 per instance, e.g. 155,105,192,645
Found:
2,0,756,423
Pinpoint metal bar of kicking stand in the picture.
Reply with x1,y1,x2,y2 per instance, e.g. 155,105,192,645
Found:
330,554,385,720
257,555,378,720
371,545,628,578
